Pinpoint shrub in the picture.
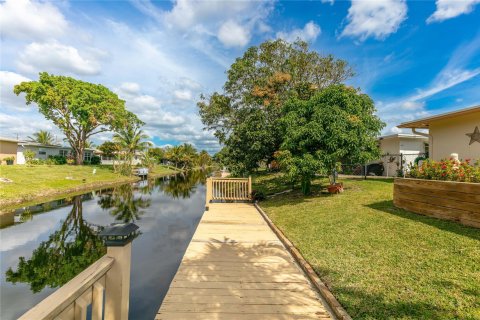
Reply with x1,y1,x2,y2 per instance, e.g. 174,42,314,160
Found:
408,158,480,183
251,190,266,201
24,150,36,164
48,155,67,165
90,156,101,165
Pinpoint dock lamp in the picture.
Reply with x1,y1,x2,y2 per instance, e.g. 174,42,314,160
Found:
99,223,139,246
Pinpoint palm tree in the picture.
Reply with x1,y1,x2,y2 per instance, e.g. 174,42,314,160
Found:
84,140,96,149
113,126,151,163
28,130,55,145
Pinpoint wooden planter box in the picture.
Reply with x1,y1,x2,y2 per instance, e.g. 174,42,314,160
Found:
393,178,480,228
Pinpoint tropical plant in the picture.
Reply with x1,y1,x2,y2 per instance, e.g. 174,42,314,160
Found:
14,72,142,164
27,130,55,145
147,147,165,164
113,125,151,165
84,140,96,149
98,141,120,158
277,85,384,195
197,150,212,168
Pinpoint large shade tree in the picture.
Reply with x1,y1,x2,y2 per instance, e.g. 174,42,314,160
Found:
198,39,354,175
14,72,142,164
277,85,385,194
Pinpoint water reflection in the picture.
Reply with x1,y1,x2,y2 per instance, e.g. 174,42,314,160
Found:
1,169,210,320
159,170,207,199
98,184,151,223
6,195,105,293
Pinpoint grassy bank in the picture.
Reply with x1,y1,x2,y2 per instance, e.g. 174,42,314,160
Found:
0,164,179,208
255,174,480,319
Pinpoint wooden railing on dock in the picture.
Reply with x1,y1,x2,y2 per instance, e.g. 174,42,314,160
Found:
20,225,136,320
205,177,251,209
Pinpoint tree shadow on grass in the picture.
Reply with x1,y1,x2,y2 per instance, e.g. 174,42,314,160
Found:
366,200,480,241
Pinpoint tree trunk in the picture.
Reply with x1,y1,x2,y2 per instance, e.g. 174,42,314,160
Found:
75,149,84,165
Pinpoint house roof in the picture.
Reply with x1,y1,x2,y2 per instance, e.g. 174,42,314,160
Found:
397,105,480,129
0,136,19,143
378,133,429,140
18,141,96,151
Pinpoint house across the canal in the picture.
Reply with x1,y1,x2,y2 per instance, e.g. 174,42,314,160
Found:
16,141,96,164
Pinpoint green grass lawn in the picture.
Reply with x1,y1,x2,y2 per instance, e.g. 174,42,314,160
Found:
0,164,178,206
255,174,480,320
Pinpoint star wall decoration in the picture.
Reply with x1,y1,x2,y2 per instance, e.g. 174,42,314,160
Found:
466,126,480,145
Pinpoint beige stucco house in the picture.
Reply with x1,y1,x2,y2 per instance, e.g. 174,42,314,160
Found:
0,137,18,164
398,105,480,161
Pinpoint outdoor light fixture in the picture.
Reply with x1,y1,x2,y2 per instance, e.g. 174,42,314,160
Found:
99,223,139,246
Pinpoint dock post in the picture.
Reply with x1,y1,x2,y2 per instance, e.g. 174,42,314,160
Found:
205,177,212,210
101,223,139,320
248,176,252,201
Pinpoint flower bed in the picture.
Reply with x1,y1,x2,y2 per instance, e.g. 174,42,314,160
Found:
394,177,480,228
408,159,480,183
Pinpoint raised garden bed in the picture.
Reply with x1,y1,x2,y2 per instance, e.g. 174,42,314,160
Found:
393,178,480,228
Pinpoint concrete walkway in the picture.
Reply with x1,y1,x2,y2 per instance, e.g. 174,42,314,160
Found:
156,203,334,319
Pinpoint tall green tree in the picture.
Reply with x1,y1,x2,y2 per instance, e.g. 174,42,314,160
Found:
113,125,151,163
197,150,212,168
98,141,120,158
198,39,354,175
14,72,142,164
27,130,55,145
277,85,385,194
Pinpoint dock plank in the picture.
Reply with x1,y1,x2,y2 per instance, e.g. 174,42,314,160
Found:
157,203,334,319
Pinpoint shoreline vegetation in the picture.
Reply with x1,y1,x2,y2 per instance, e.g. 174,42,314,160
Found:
0,165,181,210
253,172,480,320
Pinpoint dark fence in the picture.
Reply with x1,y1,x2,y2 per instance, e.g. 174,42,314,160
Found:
338,153,427,179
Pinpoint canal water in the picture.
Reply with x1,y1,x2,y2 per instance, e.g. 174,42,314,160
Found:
0,170,209,320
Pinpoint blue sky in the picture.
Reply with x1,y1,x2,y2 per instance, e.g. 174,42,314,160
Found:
1,0,479,153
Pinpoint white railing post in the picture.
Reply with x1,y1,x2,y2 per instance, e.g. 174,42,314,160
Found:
100,223,139,320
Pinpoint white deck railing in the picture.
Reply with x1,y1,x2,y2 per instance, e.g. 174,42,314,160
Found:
205,177,252,209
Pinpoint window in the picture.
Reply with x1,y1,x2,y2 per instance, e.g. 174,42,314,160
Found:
59,150,68,157
38,151,46,155
424,143,429,158
84,152,92,162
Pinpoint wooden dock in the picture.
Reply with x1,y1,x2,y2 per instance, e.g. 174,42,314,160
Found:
157,203,334,319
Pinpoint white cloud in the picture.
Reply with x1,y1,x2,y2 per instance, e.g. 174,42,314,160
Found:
0,0,68,41
276,21,321,43
218,20,251,47
390,126,403,134
120,82,141,95
427,0,480,23
400,101,425,111
16,41,103,76
0,71,31,111
130,0,274,49
341,0,407,41
173,89,193,101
